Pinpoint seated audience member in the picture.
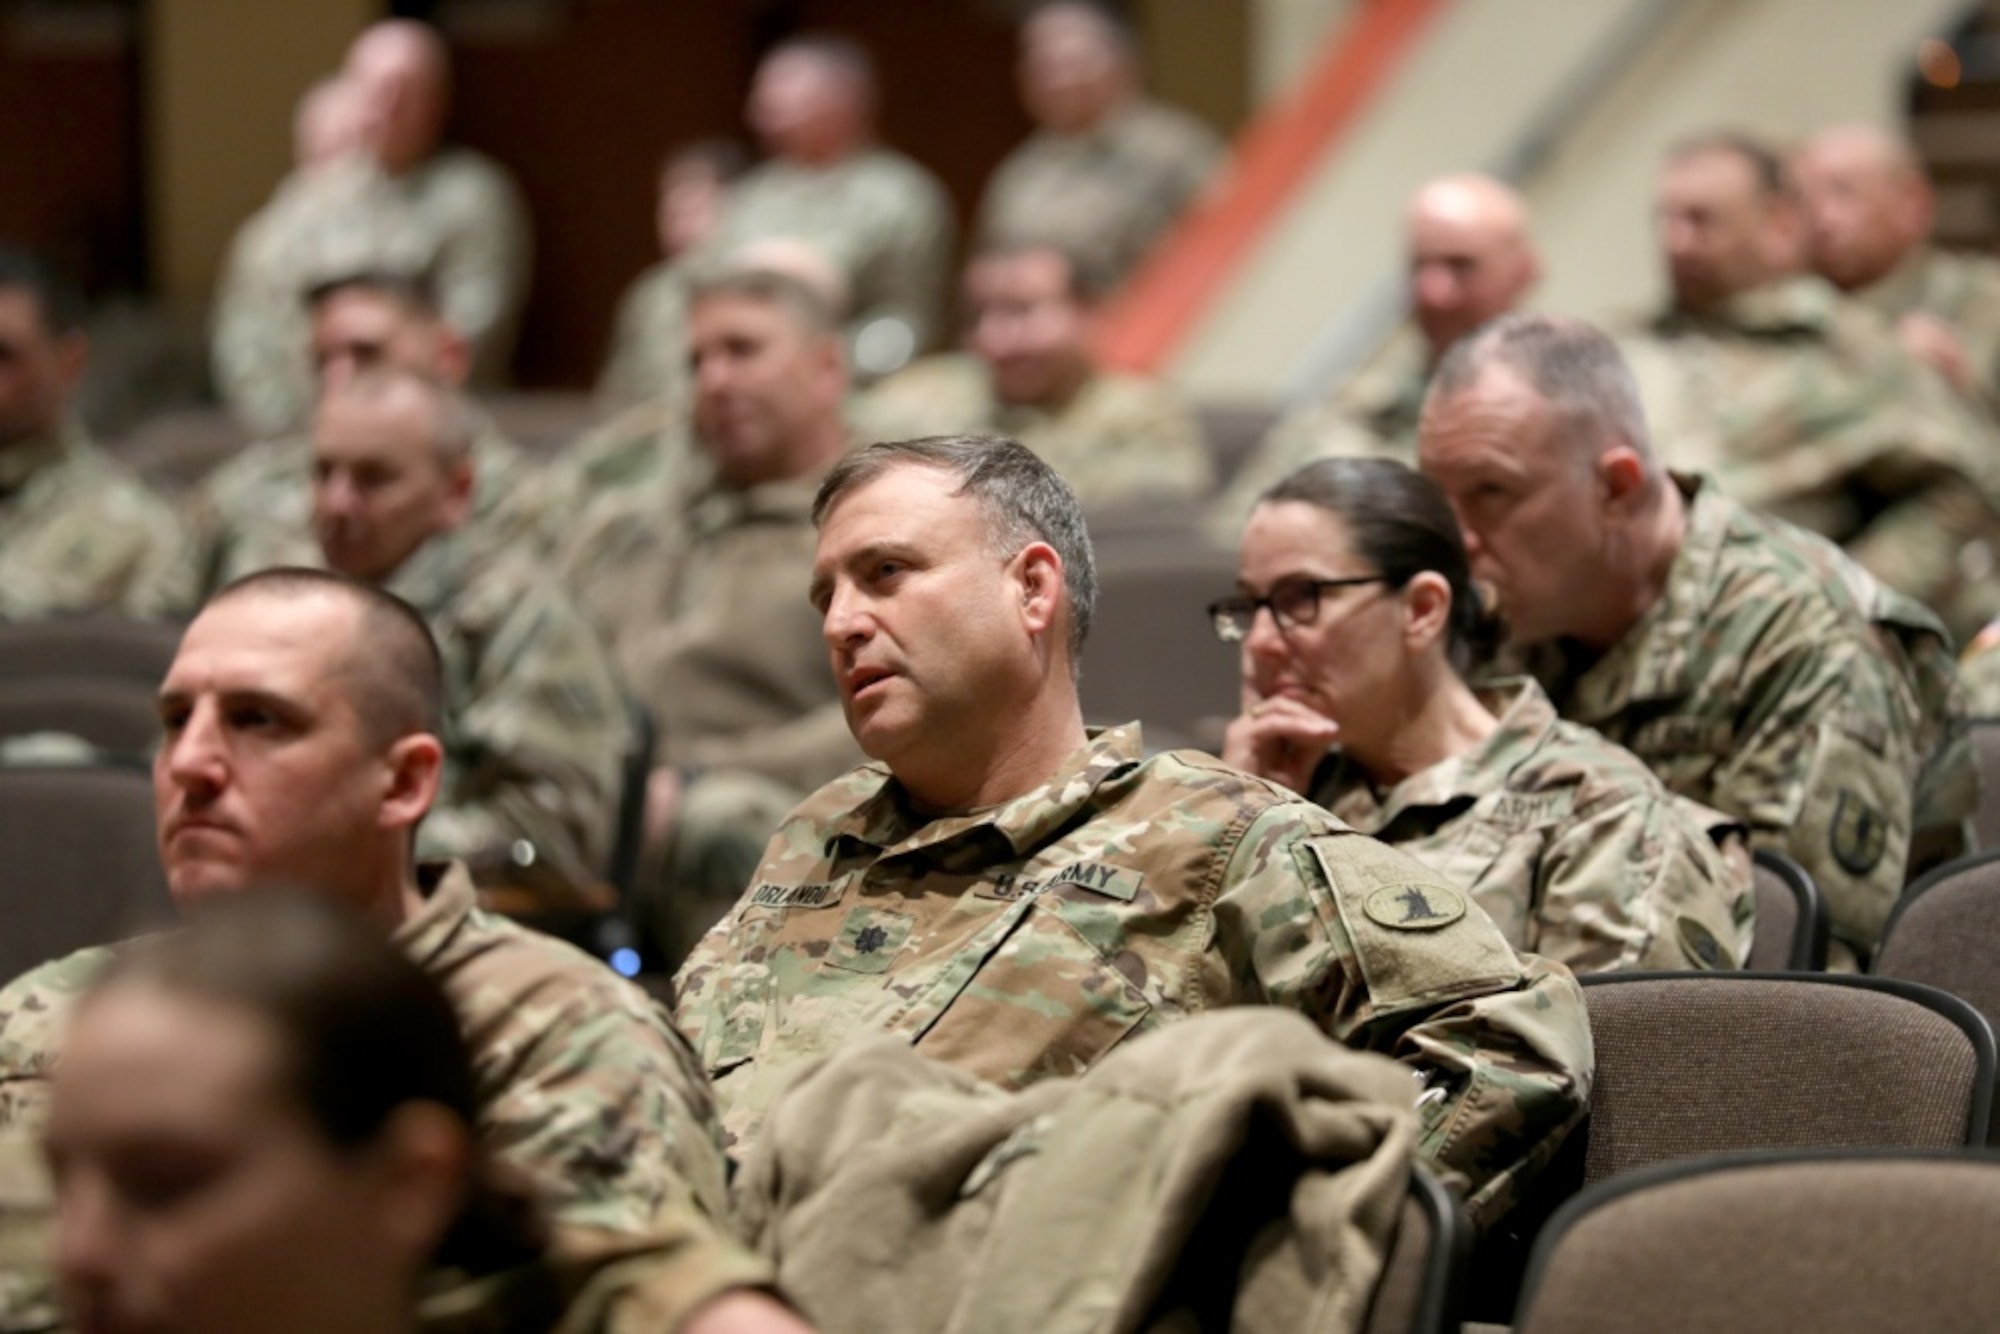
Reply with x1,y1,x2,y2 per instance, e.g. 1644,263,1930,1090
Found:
43,893,804,1334
1218,456,1753,971
597,139,747,411
674,435,1591,1228
0,248,194,621
211,76,386,436
860,240,1213,509
711,33,953,381
1796,121,2000,413
1216,173,1541,531
192,270,544,595
977,1,1225,291
1419,314,1968,968
1623,131,2000,643
312,369,629,898
562,264,862,965
0,570,746,1326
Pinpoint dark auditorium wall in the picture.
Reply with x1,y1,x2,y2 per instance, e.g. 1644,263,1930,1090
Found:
0,6,144,296
447,1,1032,389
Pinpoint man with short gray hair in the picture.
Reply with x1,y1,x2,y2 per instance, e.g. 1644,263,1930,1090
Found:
674,433,1591,1229
312,367,630,901
1419,312,1967,967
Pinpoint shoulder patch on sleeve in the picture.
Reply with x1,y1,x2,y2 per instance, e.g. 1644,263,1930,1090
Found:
1302,833,1522,1012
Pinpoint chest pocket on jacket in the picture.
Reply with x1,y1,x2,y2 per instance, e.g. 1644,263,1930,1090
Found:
914,887,1155,1090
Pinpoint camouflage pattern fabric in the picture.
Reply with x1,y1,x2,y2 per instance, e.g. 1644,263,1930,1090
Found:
976,99,1226,291
184,415,549,597
0,423,197,622
0,863,747,1329
210,147,532,434
596,260,692,412
392,534,633,898
1964,639,2000,717
557,460,856,792
1310,677,1755,974
857,354,1215,509
675,724,1592,1228
1520,476,1950,962
707,148,954,378
1854,244,2000,417
1208,332,1430,542
1622,275,2000,644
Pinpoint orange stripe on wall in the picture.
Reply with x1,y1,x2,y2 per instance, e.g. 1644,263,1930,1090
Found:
1097,0,1452,373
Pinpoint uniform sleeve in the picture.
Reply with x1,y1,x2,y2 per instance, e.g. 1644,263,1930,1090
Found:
419,581,634,889
0,949,113,1137
1074,387,1214,507
1529,783,1753,974
1210,813,1591,1229
433,164,534,385
1709,630,1915,959
855,174,955,367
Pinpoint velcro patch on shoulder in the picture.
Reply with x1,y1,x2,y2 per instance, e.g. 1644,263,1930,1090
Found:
1303,833,1521,1011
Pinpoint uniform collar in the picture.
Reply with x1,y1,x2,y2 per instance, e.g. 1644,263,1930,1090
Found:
390,859,478,973
1321,678,1554,830
1854,245,1936,320
1655,274,1839,339
823,724,1146,864
0,420,77,497
383,528,473,616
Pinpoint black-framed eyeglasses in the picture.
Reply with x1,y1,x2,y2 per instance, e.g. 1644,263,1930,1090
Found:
1206,577,1387,643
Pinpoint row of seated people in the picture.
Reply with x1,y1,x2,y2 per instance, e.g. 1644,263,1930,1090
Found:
215,4,1223,438
2,425,1996,1331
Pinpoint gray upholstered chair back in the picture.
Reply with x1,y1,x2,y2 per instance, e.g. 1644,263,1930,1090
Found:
1745,848,1827,971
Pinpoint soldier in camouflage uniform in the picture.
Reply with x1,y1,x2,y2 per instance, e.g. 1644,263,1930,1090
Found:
314,369,629,898
976,2,1225,292
1213,174,1541,538
0,572,762,1329
709,34,954,382
1217,456,1753,974
859,241,1213,509
0,249,195,621
675,435,1592,1229
562,266,862,965
1420,314,1967,968
1624,133,2000,644
211,21,531,429
597,140,746,411
1796,122,2000,416
192,271,546,596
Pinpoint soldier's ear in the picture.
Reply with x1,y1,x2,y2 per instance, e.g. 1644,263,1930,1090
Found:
380,732,443,834
1598,446,1647,513
1014,541,1065,639
1402,571,1452,652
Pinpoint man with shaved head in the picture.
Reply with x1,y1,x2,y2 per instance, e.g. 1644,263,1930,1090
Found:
978,1,1226,292
1796,121,2000,411
0,568,800,1332
1623,132,2000,644
1214,172,1539,532
1418,313,1968,968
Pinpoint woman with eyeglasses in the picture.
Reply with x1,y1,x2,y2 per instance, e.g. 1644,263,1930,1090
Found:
1213,456,1752,973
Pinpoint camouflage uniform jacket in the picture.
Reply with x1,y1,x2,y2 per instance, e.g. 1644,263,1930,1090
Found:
1623,275,2000,643
1310,678,1754,974
1523,475,1942,959
709,147,955,379
185,416,547,596
976,98,1226,291
0,422,196,622
387,532,632,893
558,458,858,792
1209,332,1429,542
1855,244,2000,416
0,861,729,1230
858,353,1214,509
596,260,691,412
674,724,1592,1226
